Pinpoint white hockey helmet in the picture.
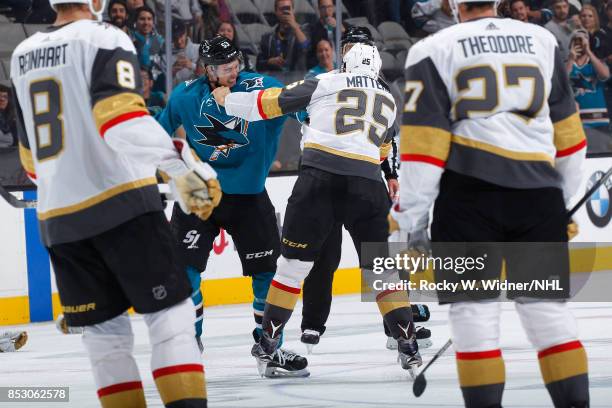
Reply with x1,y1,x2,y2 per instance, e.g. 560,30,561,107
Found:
48,0,107,20
341,43,382,78
449,0,500,22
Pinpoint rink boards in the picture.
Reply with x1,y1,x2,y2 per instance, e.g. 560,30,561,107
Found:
1,156,611,326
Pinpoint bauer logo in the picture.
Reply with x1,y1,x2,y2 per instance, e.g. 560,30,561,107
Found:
586,171,612,228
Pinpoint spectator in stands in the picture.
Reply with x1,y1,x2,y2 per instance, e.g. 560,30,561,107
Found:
605,2,612,63
0,85,16,149
306,39,336,79
216,22,255,71
545,0,579,61
307,0,347,68
510,0,552,25
578,5,611,60
170,20,199,85
108,0,130,34
567,29,611,150
194,0,230,43
257,0,310,72
411,0,455,35
3,0,32,22
141,67,166,114
132,6,164,84
24,0,56,24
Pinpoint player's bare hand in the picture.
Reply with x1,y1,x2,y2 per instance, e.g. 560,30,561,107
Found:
567,220,579,241
212,86,231,106
387,178,399,200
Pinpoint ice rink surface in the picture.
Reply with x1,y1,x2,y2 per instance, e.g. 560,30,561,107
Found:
1,296,611,407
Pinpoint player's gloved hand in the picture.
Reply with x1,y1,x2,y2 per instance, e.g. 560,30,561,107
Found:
567,219,579,241
169,139,222,220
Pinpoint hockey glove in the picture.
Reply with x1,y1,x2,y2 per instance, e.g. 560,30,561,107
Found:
169,139,222,220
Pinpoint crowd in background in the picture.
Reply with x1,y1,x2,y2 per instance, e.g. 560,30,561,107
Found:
0,0,611,159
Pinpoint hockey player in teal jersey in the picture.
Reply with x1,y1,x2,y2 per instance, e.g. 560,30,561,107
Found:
156,35,307,376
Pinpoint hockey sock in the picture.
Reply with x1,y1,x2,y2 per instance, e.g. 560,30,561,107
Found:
145,299,207,408
376,290,414,339
456,349,505,408
262,257,311,341
186,266,204,338
538,341,589,408
252,271,273,337
82,313,146,408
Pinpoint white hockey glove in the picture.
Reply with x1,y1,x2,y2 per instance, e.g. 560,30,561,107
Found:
389,210,430,273
168,139,222,221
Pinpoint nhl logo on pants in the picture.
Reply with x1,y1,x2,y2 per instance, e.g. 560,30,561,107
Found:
152,285,167,300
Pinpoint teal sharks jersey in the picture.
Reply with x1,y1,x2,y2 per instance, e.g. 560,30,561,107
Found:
157,72,287,194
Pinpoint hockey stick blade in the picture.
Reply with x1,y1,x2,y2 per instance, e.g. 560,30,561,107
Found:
0,185,37,209
413,339,452,397
567,165,612,218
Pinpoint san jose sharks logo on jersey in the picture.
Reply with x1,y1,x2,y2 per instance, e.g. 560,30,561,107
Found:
193,113,250,161
241,77,264,90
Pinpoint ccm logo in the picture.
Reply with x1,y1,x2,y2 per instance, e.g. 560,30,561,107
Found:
282,238,308,248
246,250,274,259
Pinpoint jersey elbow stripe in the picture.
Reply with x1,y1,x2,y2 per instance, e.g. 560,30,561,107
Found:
18,143,36,175
553,113,587,157
556,139,586,158
93,92,149,137
400,153,446,168
257,88,283,119
400,125,451,164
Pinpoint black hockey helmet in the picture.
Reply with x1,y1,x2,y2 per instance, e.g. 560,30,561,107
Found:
340,26,374,48
198,35,242,67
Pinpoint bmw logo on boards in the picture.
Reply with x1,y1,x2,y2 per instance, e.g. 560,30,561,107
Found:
586,170,612,228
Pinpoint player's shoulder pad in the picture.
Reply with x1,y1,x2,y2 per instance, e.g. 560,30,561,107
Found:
404,24,459,68
76,20,136,53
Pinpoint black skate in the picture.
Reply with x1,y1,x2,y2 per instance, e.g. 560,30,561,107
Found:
397,336,422,379
252,331,309,378
300,329,321,354
386,326,432,350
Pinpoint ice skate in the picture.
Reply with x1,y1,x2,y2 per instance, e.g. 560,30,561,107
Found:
397,336,422,379
55,314,83,335
251,331,309,378
0,331,28,352
300,329,321,354
387,326,432,350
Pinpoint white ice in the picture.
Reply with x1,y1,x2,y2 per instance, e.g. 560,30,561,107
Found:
1,296,611,407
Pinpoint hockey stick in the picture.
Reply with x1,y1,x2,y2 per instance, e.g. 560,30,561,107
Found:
0,184,37,209
0,183,175,210
413,339,452,397
567,165,612,218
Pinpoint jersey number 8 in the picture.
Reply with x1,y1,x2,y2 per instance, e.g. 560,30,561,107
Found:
30,78,64,162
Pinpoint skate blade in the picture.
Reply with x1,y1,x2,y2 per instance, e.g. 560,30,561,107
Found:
13,332,27,350
305,344,314,355
264,367,310,378
417,338,433,349
407,366,418,380
256,360,268,378
386,337,398,350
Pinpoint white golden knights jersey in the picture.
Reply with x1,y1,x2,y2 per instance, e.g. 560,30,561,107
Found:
224,71,398,181
11,20,185,246
396,17,587,231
